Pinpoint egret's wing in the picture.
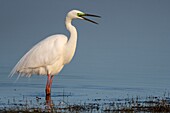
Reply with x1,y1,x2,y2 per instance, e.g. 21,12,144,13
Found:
9,35,67,77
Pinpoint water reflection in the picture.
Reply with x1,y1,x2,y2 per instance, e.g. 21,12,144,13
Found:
45,95,54,112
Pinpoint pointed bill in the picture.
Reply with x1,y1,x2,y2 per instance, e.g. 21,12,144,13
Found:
77,13,101,24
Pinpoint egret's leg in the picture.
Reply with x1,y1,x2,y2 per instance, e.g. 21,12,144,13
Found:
50,75,54,87
46,74,51,95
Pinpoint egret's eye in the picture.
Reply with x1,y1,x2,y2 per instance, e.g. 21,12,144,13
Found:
77,13,85,17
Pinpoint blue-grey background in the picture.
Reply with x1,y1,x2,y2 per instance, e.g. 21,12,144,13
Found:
0,0,170,102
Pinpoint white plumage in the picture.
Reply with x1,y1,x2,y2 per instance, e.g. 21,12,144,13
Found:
10,35,68,77
9,9,100,95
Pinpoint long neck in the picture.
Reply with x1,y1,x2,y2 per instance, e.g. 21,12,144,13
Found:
64,17,78,64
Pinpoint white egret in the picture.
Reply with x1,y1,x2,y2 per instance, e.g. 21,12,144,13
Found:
9,10,100,96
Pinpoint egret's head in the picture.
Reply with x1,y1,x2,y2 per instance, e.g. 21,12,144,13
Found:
67,10,101,24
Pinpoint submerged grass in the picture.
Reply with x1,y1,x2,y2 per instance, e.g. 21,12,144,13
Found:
0,92,170,113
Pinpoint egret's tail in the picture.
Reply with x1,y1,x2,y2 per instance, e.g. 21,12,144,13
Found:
9,61,32,79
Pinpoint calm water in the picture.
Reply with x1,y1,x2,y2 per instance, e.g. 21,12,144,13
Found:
0,65,170,107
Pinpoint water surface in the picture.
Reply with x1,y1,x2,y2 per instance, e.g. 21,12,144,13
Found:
0,66,169,107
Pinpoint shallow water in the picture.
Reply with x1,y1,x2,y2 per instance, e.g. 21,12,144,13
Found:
0,66,170,108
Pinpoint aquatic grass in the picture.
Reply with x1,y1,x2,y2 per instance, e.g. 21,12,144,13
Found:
0,91,170,112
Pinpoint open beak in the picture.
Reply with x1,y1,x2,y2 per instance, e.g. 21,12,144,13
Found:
81,14,101,24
